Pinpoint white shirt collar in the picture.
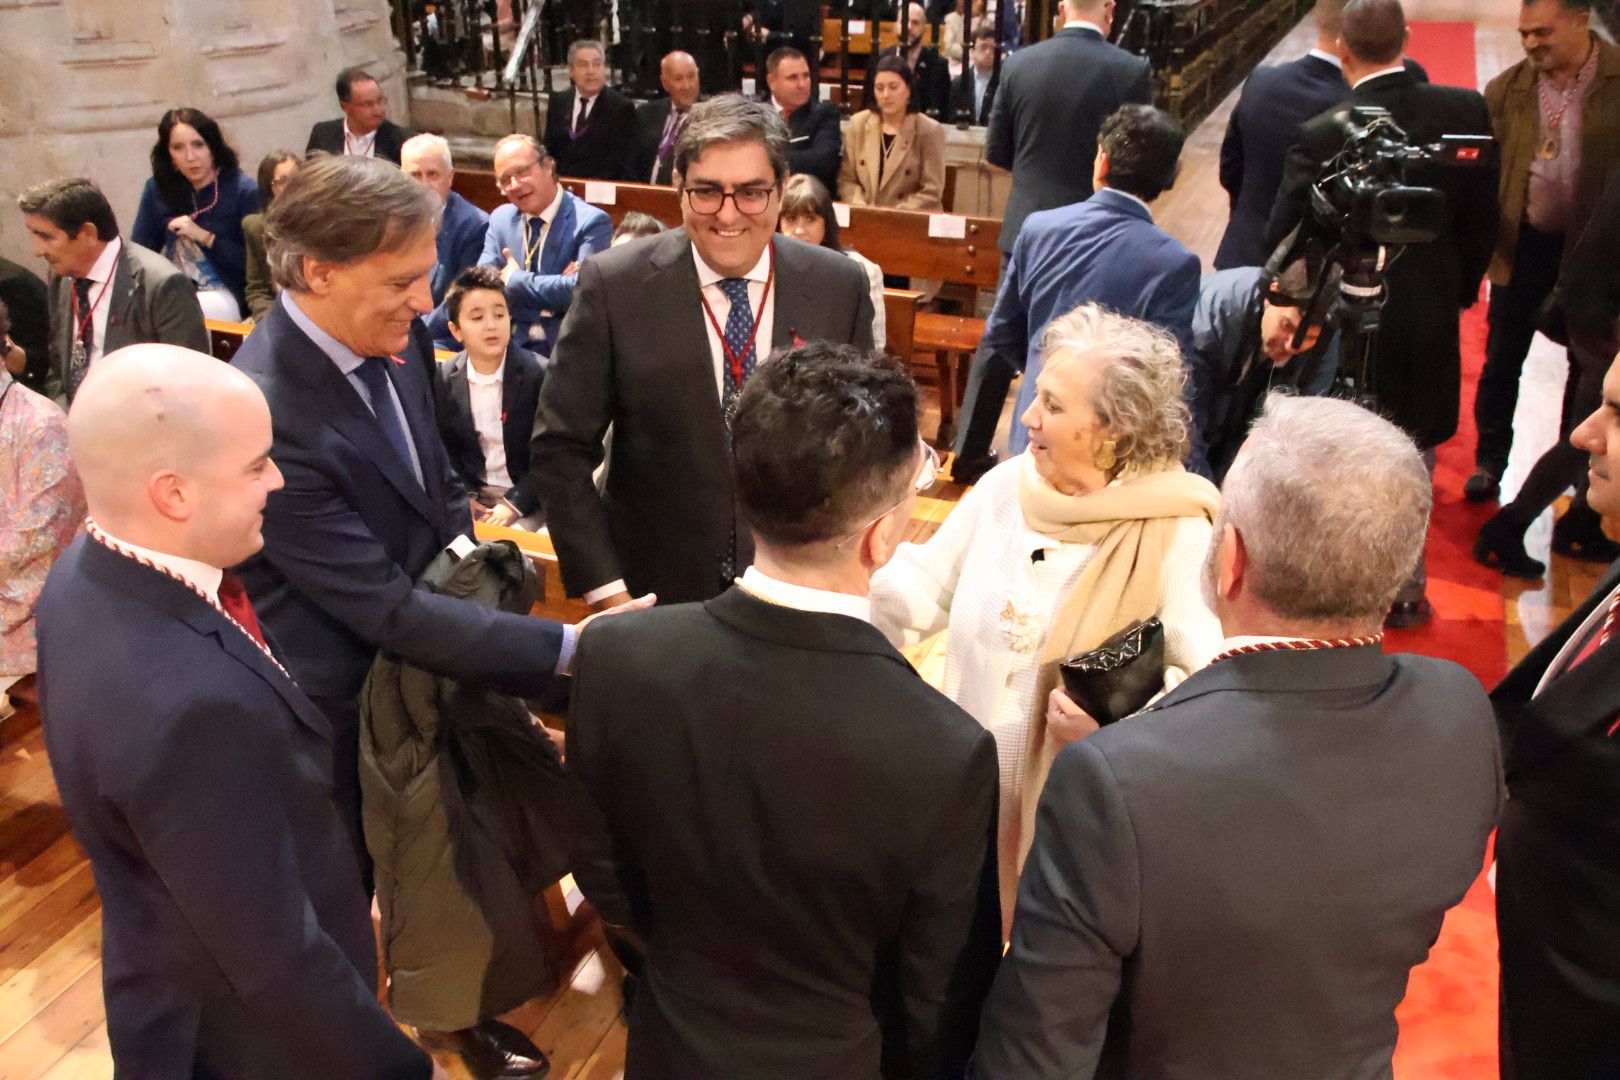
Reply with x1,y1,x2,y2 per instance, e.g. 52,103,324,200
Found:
344,121,378,144
737,565,872,623
281,291,368,375
466,357,506,385
83,236,121,285
94,522,225,601
1102,186,1154,216
526,185,566,226
1307,48,1344,69
1063,18,1107,34
691,241,772,287
1352,64,1408,89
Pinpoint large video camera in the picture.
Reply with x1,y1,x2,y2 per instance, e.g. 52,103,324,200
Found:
1268,106,1493,400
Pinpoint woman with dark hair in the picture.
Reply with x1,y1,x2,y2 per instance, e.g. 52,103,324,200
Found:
838,53,945,211
779,174,887,348
241,151,300,321
131,107,260,321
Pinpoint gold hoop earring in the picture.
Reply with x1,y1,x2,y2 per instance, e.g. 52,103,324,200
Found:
1094,440,1117,473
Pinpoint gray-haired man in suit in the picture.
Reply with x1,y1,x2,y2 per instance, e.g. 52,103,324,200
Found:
17,178,208,405
975,394,1502,1079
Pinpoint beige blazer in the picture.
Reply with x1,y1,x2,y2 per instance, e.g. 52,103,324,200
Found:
837,110,946,212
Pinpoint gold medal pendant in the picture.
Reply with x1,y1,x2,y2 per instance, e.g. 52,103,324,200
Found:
1539,134,1560,160
70,339,86,369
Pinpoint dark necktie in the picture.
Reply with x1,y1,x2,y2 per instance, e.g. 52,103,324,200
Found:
69,277,94,398
717,277,758,410
717,277,759,586
355,356,416,478
526,216,545,271
1562,593,1620,675
217,571,268,647
656,110,686,181
573,96,593,138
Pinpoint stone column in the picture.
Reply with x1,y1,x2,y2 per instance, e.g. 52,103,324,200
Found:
0,0,407,265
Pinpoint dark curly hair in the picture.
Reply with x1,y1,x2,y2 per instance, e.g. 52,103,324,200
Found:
150,107,241,215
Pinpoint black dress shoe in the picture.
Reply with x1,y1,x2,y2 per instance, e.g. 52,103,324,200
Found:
950,451,998,486
1474,510,1547,579
1463,468,1501,503
1385,597,1434,629
1552,503,1620,563
422,1019,550,1080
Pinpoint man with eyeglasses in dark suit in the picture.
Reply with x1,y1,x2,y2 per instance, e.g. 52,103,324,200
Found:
532,94,875,612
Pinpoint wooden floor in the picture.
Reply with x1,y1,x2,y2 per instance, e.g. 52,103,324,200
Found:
0,3,1594,1075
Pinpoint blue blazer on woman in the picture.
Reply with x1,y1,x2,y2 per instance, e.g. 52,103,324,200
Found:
131,169,260,315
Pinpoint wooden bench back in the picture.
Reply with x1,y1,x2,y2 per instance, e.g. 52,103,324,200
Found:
206,319,253,362
452,173,1001,292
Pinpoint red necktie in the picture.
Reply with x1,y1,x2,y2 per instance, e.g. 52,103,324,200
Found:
217,571,267,648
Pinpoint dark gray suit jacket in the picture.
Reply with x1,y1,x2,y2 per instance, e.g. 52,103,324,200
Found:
984,26,1153,253
531,229,874,604
45,239,208,402
975,644,1503,1080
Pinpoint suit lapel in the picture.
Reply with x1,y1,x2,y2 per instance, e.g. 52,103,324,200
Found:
500,358,534,466
542,194,576,273
104,245,141,350
771,236,816,352
859,118,882,205
648,231,728,439
882,118,917,202
271,304,438,523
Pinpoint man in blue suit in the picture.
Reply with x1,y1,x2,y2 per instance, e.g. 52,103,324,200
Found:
481,133,612,355
1214,0,1427,270
401,133,489,307
955,105,1202,477
232,155,646,1079
39,344,443,1080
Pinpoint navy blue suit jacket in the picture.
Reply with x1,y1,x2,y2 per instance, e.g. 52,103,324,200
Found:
431,190,491,307
961,188,1201,457
233,296,564,705
1216,55,1430,270
434,343,547,516
38,536,431,1080
478,192,613,353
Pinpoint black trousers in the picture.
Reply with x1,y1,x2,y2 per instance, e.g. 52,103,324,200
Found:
1501,330,1613,521
1474,225,1565,475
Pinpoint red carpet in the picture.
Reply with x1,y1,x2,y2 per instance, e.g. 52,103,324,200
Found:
1385,20,1500,1079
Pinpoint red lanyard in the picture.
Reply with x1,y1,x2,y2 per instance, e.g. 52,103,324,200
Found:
699,244,775,391
71,274,114,346
1207,634,1382,666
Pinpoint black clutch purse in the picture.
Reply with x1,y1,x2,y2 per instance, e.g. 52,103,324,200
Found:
1058,617,1165,726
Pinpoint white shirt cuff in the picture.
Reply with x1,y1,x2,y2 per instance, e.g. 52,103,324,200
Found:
583,579,629,605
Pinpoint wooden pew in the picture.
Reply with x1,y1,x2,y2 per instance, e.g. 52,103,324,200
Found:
205,318,253,362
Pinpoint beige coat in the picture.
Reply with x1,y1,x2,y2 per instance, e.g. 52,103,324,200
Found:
837,110,946,212
1485,36,1620,285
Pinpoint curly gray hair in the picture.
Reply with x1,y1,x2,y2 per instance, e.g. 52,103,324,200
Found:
1038,303,1191,475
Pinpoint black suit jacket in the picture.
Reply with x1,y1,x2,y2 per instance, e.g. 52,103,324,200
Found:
985,26,1153,252
632,97,685,185
531,229,875,604
233,297,564,704
784,100,844,193
433,344,547,515
38,536,432,1080
546,86,639,181
568,588,1001,1079
1493,561,1620,1077
976,645,1502,1079
948,68,998,126
1266,70,1498,448
304,118,412,164
1217,55,1430,269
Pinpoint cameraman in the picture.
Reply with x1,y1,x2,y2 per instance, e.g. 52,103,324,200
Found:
1189,261,1331,482
1265,0,1497,627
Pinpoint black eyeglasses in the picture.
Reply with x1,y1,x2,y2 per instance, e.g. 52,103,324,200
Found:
683,184,777,215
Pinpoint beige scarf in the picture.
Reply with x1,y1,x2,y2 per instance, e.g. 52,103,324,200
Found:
1015,454,1221,870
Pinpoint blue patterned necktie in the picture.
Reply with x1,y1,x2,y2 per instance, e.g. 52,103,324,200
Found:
717,277,758,410
355,356,417,482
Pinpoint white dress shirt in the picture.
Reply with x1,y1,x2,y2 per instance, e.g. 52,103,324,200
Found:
1308,47,1344,69
75,237,122,370
1352,64,1409,90
691,242,776,398
1063,18,1107,34
96,525,224,601
343,122,378,158
1535,580,1620,696
467,359,513,490
737,565,872,623
522,185,566,270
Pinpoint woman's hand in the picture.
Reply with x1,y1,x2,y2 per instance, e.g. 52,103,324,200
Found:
482,502,520,527
1046,687,1101,748
167,215,213,246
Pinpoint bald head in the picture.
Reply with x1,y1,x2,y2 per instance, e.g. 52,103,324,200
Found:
660,50,701,110
69,345,282,568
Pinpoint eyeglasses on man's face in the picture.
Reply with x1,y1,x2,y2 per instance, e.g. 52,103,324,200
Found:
682,184,777,216
833,441,942,548
497,157,545,191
